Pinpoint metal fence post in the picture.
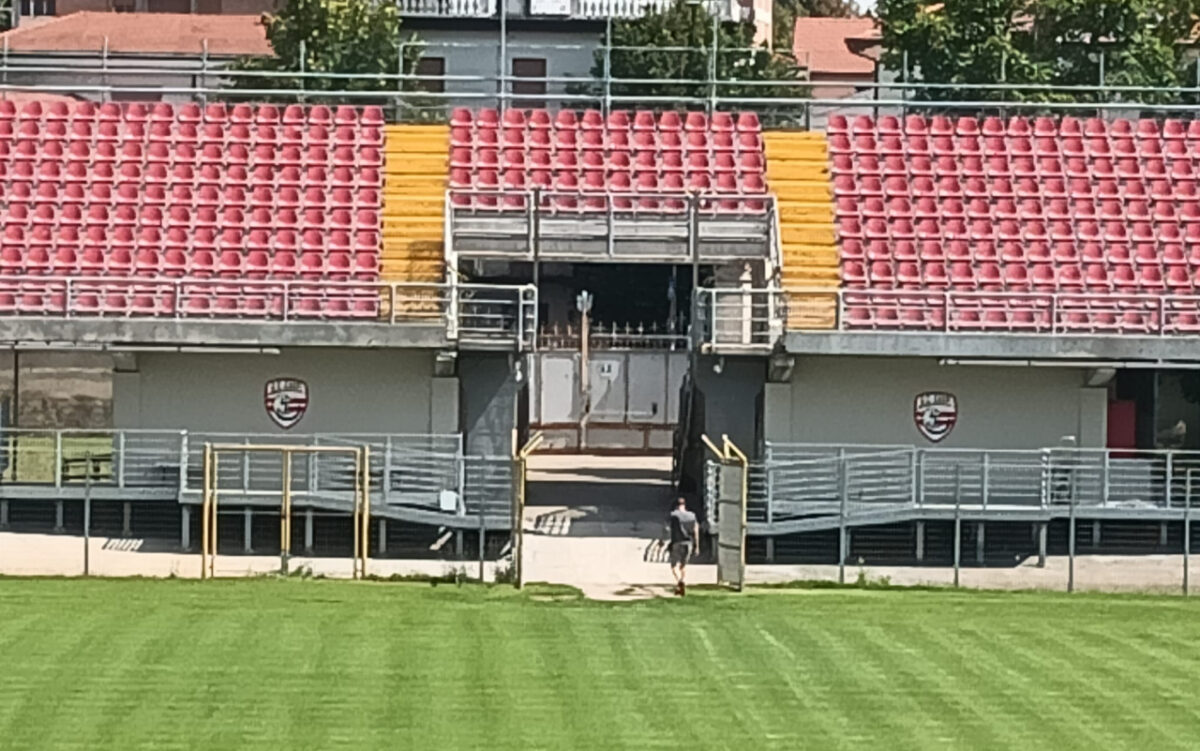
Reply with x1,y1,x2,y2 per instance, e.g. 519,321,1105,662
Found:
1068,484,1077,593
837,447,847,584
83,451,92,577
178,431,189,493
116,431,126,488
1185,469,1193,597
478,509,486,583
383,436,393,506
953,464,961,588
53,430,63,488
981,452,990,511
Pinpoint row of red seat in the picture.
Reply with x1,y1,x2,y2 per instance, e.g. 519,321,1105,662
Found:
845,260,1200,293
0,247,379,278
842,304,1200,334
844,238,1200,265
0,288,384,319
451,108,762,134
0,121,383,149
449,169,767,213
1,100,385,127
450,148,765,174
830,114,1200,141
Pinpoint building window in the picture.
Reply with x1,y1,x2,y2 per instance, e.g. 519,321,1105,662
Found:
413,56,445,94
19,0,55,16
511,57,546,107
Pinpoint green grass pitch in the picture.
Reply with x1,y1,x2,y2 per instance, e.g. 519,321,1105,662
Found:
1,579,1198,750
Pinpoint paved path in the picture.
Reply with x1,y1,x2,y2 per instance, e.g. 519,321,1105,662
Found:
522,454,716,597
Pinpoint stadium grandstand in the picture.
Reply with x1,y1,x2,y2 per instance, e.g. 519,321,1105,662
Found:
1,2,1200,585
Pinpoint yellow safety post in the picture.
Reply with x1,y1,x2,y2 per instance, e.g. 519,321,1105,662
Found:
512,431,544,589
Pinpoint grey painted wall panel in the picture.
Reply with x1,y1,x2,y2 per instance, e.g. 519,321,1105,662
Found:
784,357,1106,449
460,352,519,456
113,349,436,434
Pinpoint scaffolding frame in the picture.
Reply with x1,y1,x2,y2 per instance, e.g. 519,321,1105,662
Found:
200,443,371,580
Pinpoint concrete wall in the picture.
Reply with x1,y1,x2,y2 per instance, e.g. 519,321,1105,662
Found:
459,352,522,456
413,28,598,103
768,356,1107,449
113,348,440,434
692,354,764,456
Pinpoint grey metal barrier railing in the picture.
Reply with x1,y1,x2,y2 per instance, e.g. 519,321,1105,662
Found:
694,287,784,351
447,189,775,262
0,277,538,350
758,442,1200,523
781,287,1200,338
0,428,506,519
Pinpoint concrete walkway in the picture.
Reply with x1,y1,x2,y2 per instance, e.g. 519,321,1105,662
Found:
522,454,716,598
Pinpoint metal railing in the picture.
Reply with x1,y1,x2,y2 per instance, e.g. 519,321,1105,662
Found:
783,287,1200,337
0,277,538,349
750,442,1200,525
448,190,775,262
7,38,1200,119
693,287,784,351
0,428,515,522
537,320,688,350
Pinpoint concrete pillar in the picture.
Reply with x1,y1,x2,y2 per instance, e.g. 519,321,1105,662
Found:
54,501,64,532
1037,523,1047,568
975,522,985,565
765,537,775,563
915,521,925,562
1092,520,1101,548
378,518,388,556
1161,521,1170,547
762,383,793,444
243,508,253,553
180,506,191,550
122,502,132,537
430,378,460,434
304,508,314,554
0,499,8,528
455,529,464,559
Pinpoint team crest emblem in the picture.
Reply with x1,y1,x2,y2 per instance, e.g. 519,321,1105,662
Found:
264,378,308,429
914,391,957,443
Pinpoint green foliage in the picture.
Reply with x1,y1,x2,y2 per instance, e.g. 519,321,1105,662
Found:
229,0,421,94
879,0,1200,102
577,0,804,110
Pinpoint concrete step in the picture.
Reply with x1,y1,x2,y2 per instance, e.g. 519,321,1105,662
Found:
781,224,836,244
777,203,834,223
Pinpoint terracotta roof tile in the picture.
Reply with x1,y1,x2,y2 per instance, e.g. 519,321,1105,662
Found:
792,17,879,76
0,12,270,56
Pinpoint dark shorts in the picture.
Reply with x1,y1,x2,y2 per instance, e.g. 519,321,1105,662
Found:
669,541,693,566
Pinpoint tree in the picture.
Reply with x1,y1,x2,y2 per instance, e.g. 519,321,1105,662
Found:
575,0,803,111
772,0,860,53
229,0,421,95
1030,0,1196,99
878,0,1200,102
878,0,1051,101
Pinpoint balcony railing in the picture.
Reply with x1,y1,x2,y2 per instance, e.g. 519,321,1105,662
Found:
0,277,538,350
783,288,1200,337
448,190,774,263
694,287,784,351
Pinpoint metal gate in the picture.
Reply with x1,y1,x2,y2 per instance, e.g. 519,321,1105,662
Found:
529,351,687,452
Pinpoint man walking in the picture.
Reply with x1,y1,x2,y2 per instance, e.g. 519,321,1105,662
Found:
667,496,699,596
